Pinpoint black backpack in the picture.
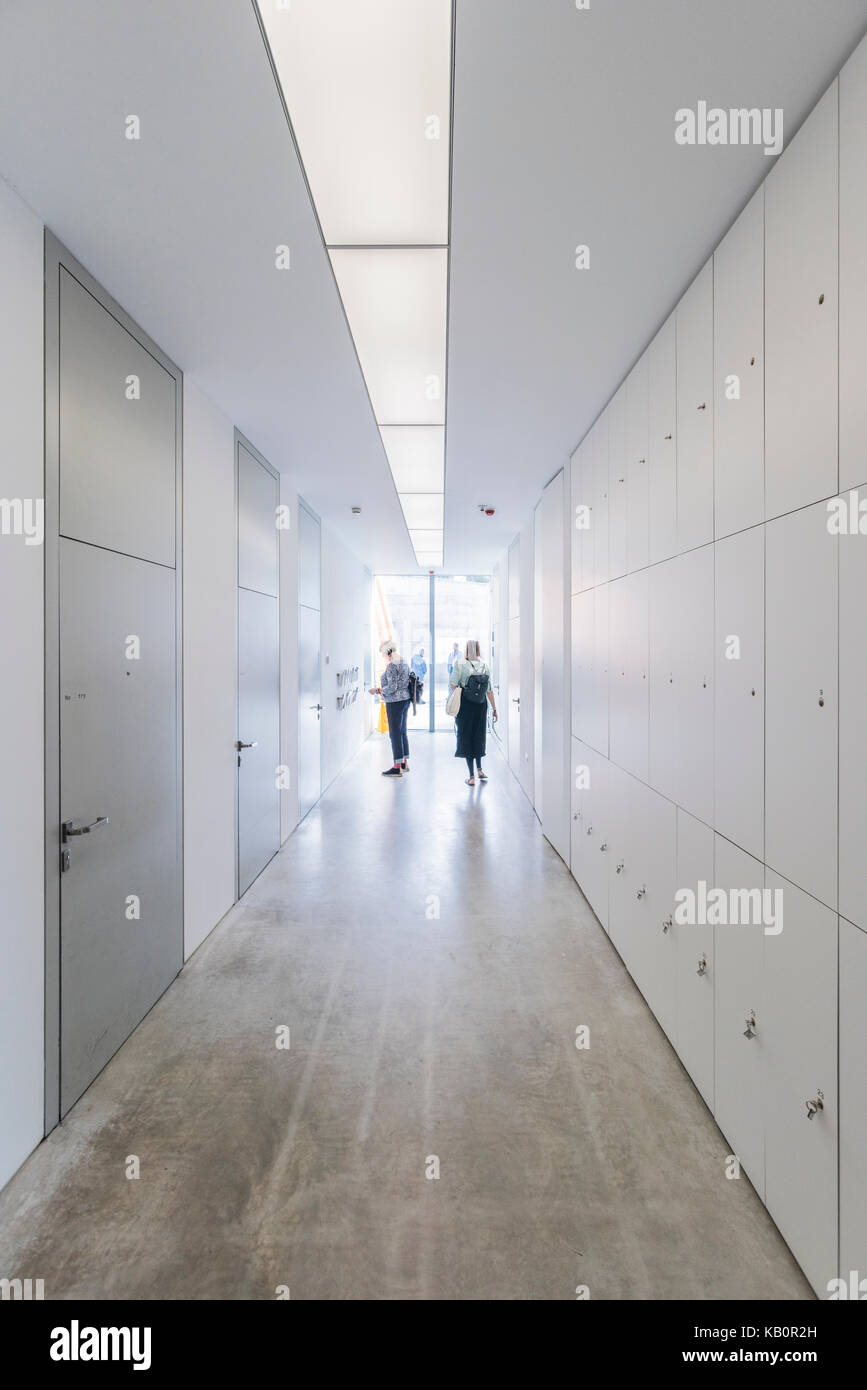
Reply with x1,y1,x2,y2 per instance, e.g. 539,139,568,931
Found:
463,664,489,704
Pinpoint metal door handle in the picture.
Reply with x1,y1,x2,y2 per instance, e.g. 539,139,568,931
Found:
236,740,258,750
805,1091,824,1120
62,816,109,839
310,704,323,711
512,697,520,703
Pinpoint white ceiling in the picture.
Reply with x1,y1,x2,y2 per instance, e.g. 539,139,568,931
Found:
1,2,866,573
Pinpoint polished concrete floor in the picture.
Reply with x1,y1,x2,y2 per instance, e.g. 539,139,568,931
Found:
0,732,812,1300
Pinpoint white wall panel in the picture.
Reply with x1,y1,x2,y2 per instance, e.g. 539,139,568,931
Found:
839,521,867,930
609,570,648,781
648,311,677,565
648,556,680,805
765,501,838,910
714,188,764,538
579,747,610,931
841,36,867,492
675,545,714,826
541,471,569,861
840,917,867,1286
183,383,237,958
519,514,535,802
765,82,839,518
570,442,584,595
571,589,593,741
714,526,764,861
713,837,765,1198
626,352,649,573
675,810,715,1109
589,412,609,586
763,871,837,1296
588,583,609,757
676,261,714,552
0,176,44,1190
608,388,628,580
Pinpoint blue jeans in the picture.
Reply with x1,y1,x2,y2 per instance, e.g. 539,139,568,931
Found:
386,699,410,762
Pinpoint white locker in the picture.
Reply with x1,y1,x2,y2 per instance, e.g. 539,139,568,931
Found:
676,261,714,552
713,836,765,1198
714,527,764,862
648,311,677,565
674,810,715,1109
640,784,678,1047
765,82,839,520
765,502,838,910
588,411,609,587
626,352,649,573
840,522,867,931
608,386,628,580
675,545,714,827
840,917,867,1287
571,589,593,741
570,443,585,595
607,762,642,973
763,871,837,1297
714,188,764,538
571,736,587,890
840,37,867,492
588,582,609,757
608,570,648,781
648,557,680,806
580,747,610,930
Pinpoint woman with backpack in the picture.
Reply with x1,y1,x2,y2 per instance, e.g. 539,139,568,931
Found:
448,639,498,786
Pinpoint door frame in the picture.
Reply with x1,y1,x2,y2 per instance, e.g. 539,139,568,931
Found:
297,497,322,820
43,232,184,1133
233,429,281,901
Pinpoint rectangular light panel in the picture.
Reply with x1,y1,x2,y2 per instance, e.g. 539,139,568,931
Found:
259,1,451,246
330,248,447,425
380,425,444,493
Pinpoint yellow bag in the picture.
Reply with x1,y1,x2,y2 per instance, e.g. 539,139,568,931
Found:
377,700,389,734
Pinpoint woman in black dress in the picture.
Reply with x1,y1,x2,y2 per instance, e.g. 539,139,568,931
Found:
449,640,498,785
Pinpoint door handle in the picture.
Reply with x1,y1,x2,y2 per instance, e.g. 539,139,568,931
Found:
511,697,520,703
310,704,323,711
236,740,258,750
62,816,109,840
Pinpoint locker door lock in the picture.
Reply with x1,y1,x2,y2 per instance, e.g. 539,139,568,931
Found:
805,1091,824,1121
599,841,608,852
586,825,593,836
662,915,672,933
636,884,646,900
615,860,624,874
696,954,707,976
743,1011,757,1039
61,847,71,874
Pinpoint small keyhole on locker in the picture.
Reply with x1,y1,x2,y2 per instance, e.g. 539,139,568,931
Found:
818,293,825,305
750,356,756,366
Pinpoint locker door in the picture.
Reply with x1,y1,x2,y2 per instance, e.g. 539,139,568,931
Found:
648,557,679,805
765,82,838,519
675,545,713,827
675,810,715,1109
614,570,648,781
840,37,867,492
648,311,677,565
840,520,867,929
590,412,609,586
714,527,764,862
640,785,678,1047
626,352,649,573
840,917,867,1286
763,871,837,1297
580,748,610,930
571,737,587,889
608,387,628,580
607,762,640,969
570,442,586,593
588,582,609,757
571,590,593,740
766,502,838,910
713,836,765,1197
714,188,764,538
676,261,714,552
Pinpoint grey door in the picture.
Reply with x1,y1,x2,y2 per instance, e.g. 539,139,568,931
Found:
53,259,182,1118
298,503,322,819
236,438,280,896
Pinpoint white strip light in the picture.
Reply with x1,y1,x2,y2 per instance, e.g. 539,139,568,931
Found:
260,0,452,570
